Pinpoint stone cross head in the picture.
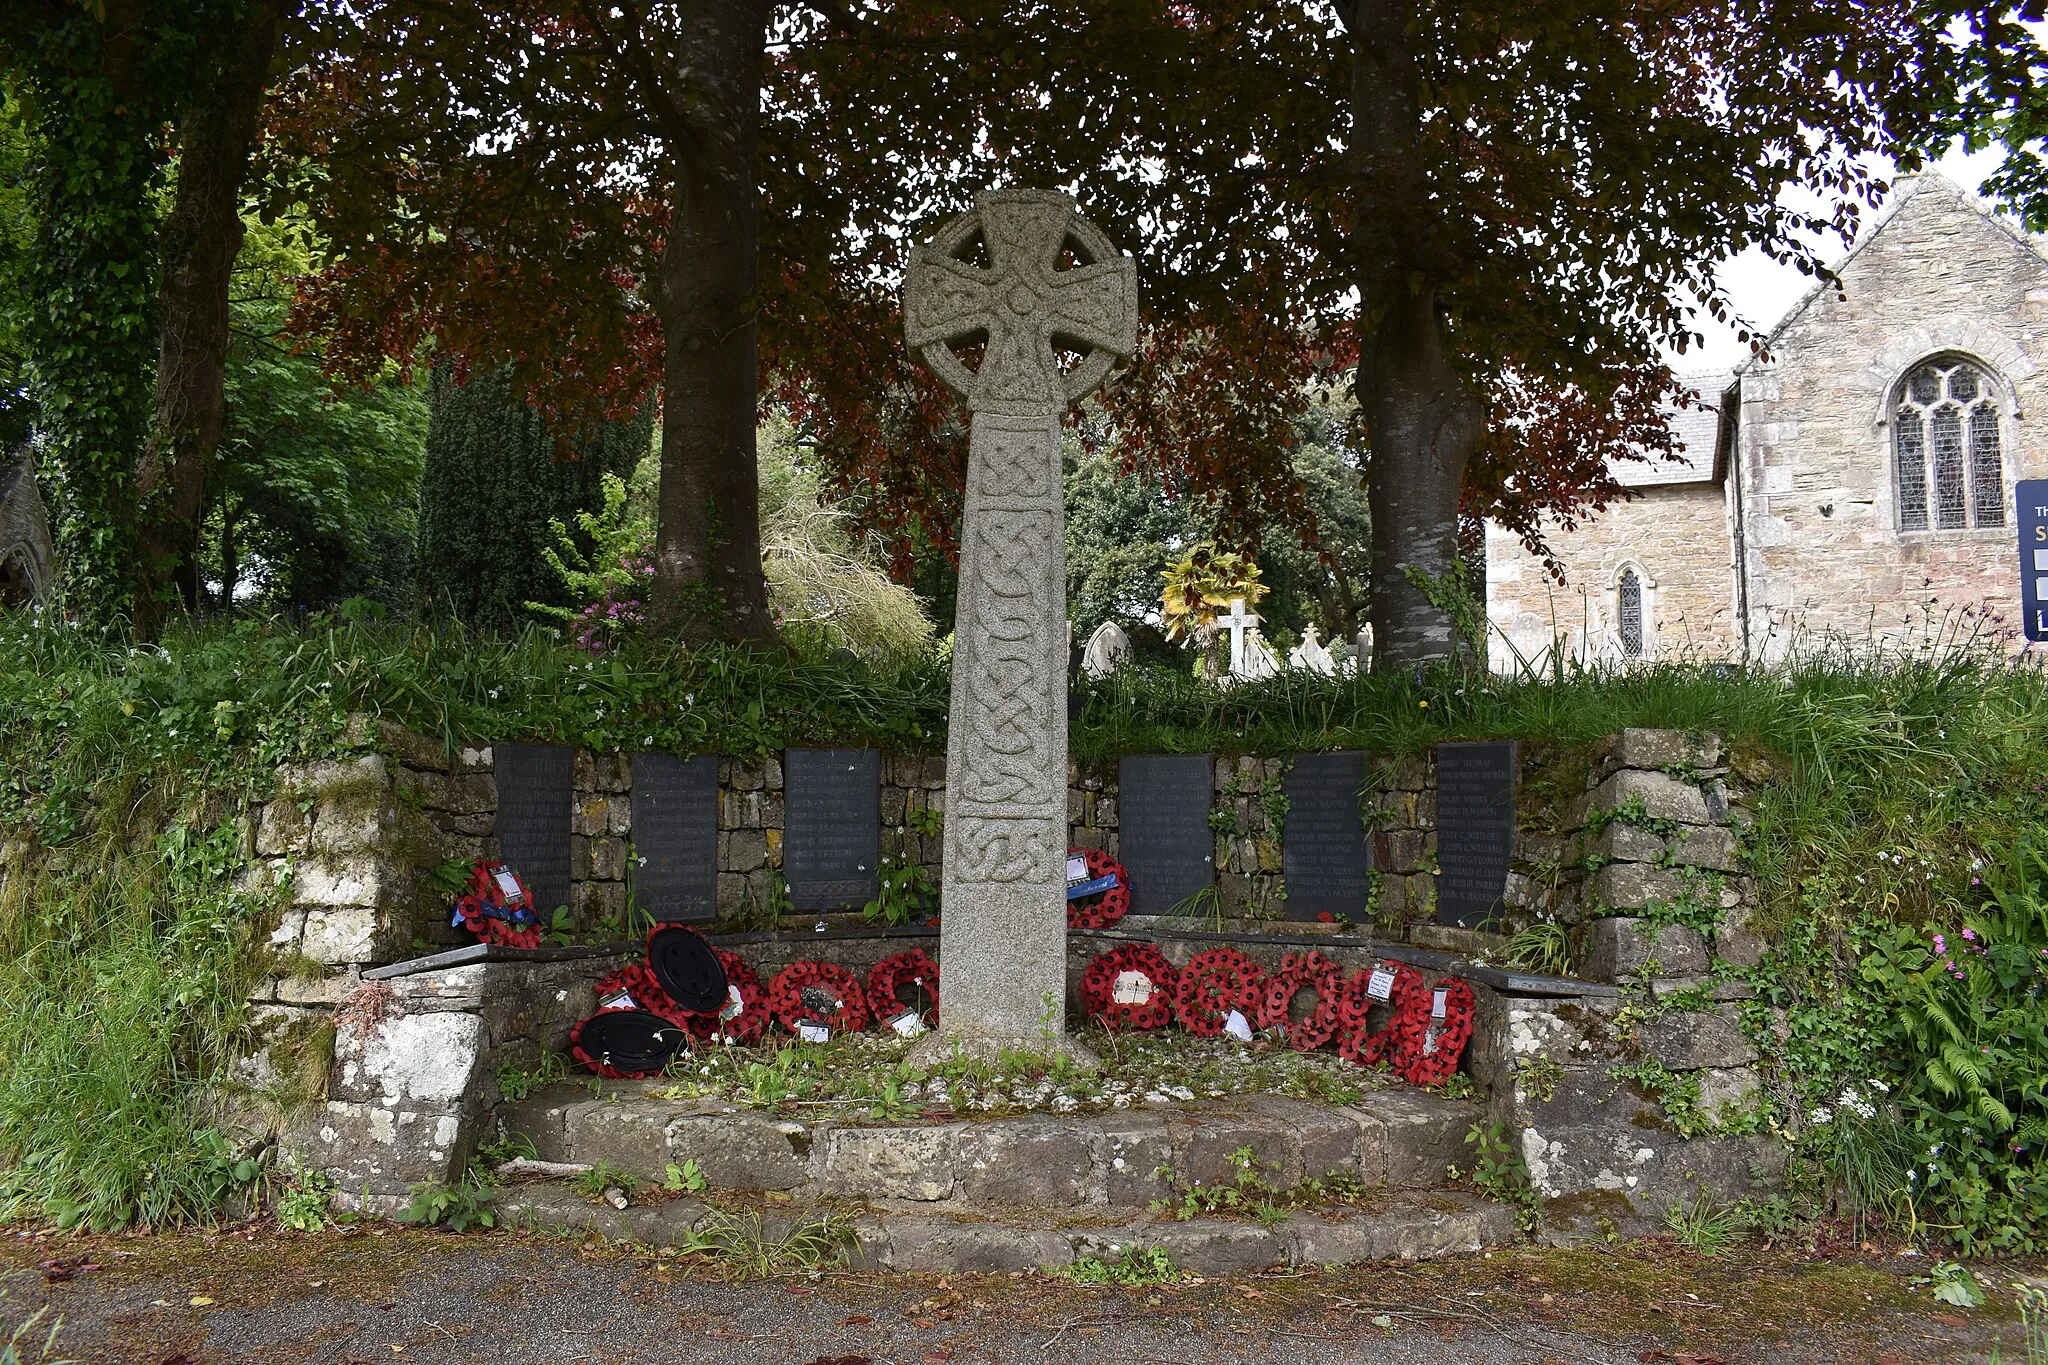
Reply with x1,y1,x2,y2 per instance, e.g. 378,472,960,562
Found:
904,189,1137,414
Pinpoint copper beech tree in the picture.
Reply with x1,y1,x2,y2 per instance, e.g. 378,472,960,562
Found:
283,1,1968,660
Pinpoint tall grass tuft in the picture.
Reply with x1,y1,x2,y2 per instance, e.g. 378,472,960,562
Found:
0,788,277,1230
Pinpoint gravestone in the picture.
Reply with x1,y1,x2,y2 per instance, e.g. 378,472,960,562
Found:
1435,740,1518,927
1118,754,1216,914
1281,751,1371,921
0,445,55,605
1080,620,1131,679
902,189,1137,1062
493,742,573,919
630,752,718,922
783,748,881,911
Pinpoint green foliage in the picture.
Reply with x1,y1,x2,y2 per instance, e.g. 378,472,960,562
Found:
1149,1145,1279,1221
862,856,935,927
1516,1056,1565,1104
210,214,428,610
1063,404,1370,653
276,1173,333,1233
674,1207,850,1279
2012,1281,2048,1364
0,807,278,1230
0,1308,70,1365
664,1160,708,1194
413,364,650,632
495,1052,568,1103
1661,1193,1745,1256
1848,844,2048,1253
1914,1260,1985,1309
0,93,36,450
396,1177,496,1233
572,1161,635,1199
1504,922,1575,978
531,434,937,662
1461,1123,1539,1233
1059,1246,1186,1286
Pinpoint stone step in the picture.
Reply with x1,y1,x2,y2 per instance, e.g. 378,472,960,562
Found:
494,1183,1516,1275
497,1085,1481,1212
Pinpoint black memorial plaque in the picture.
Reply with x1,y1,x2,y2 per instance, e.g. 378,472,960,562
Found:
1281,750,1372,921
784,748,881,911
1117,754,1215,914
493,742,574,917
1435,740,1518,927
631,752,718,922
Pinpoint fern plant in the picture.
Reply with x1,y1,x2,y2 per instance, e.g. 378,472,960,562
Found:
1856,841,2048,1252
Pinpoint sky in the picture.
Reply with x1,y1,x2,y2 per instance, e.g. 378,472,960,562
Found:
1678,142,2016,377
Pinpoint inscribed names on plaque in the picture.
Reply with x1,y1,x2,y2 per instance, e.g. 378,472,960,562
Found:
1117,754,1215,914
1435,740,1518,927
784,748,881,911
1281,751,1371,921
630,752,718,922
493,742,574,918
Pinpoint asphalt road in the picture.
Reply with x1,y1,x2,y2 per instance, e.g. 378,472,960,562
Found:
0,1224,2016,1365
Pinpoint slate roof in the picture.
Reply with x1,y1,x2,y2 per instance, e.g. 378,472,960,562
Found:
1605,371,1731,488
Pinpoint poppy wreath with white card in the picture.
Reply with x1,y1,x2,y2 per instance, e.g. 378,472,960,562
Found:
451,859,543,949
865,948,941,1033
1063,847,1131,929
1171,947,1267,1037
1336,961,1426,1066
592,961,684,1025
766,961,871,1039
1385,975,1477,1086
1080,943,1180,1031
1256,950,1347,1052
682,950,768,1045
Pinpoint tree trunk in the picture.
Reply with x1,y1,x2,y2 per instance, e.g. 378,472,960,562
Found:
219,500,238,608
133,0,291,639
647,1,776,644
1340,0,1486,670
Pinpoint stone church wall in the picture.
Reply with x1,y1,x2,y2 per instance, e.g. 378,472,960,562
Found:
1737,173,2048,658
1486,482,1736,671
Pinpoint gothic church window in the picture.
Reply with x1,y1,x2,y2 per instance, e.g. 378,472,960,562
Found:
1894,357,2004,531
1617,568,1645,659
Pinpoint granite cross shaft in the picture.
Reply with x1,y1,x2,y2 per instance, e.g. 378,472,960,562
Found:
901,189,1137,1065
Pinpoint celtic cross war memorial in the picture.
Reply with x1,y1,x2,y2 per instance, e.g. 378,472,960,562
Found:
900,189,1137,1063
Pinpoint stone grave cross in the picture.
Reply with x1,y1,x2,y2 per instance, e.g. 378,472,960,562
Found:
902,189,1137,1062
1221,596,1259,676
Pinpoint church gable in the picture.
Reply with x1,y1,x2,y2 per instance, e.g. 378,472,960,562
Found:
1734,173,2048,657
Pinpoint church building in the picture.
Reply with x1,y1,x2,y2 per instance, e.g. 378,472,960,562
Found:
1486,173,2048,670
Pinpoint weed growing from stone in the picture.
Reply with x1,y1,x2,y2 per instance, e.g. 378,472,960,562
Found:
275,1170,333,1233
664,1160,709,1194
1458,1123,1539,1233
1057,1245,1185,1286
672,1207,850,1280
1148,1144,1377,1224
495,1052,568,1102
395,1178,496,1233
572,1162,636,1200
1662,1186,1744,1252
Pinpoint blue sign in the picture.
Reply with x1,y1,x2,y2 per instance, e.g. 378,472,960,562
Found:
2022,480,2048,642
